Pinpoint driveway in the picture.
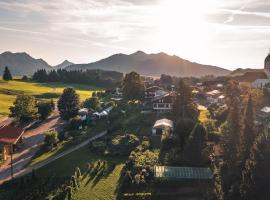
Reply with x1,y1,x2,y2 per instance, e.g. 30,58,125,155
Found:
0,111,66,184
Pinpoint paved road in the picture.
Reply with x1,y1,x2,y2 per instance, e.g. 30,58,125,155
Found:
0,111,65,184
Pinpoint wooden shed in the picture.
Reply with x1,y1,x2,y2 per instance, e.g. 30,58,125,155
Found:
0,125,24,160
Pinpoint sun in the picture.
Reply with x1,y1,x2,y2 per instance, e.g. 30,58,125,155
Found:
152,0,216,58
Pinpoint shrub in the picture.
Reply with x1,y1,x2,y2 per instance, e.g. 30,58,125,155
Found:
83,97,101,111
44,130,59,149
68,116,82,130
21,75,28,81
90,141,107,154
110,134,140,156
129,149,159,167
37,101,53,120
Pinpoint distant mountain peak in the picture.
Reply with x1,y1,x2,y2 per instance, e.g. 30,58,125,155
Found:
54,60,74,69
131,50,147,56
0,51,51,76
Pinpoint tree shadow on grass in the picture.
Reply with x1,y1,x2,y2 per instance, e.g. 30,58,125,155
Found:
83,159,120,188
84,164,100,187
91,166,106,189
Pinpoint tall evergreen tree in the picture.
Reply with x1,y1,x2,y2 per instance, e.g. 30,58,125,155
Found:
182,123,207,166
32,69,47,82
2,66,12,81
240,131,270,200
220,96,242,200
57,88,79,120
240,95,256,163
173,79,198,120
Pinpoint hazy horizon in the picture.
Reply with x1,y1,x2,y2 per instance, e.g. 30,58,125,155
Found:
0,0,270,70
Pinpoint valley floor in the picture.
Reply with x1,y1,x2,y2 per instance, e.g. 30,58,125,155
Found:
0,79,100,118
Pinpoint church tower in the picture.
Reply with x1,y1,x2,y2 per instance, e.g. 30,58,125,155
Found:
264,50,270,78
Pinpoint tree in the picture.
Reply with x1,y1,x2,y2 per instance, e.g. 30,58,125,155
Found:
182,123,207,166
240,131,270,200
221,96,242,164
3,66,12,81
32,69,47,82
219,95,243,199
122,72,144,101
174,118,196,149
21,75,28,81
240,95,256,164
58,88,80,120
83,97,100,111
47,70,60,82
173,79,198,120
225,80,240,105
37,101,53,120
44,130,59,149
9,94,38,123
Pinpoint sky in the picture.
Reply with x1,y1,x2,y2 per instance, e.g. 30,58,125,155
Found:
0,0,270,70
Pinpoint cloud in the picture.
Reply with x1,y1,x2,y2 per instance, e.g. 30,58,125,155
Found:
0,0,269,68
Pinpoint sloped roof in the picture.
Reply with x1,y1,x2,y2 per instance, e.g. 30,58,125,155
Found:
152,93,175,103
145,86,163,92
261,106,270,113
153,118,173,129
154,166,213,180
206,90,221,96
0,125,24,144
235,71,268,83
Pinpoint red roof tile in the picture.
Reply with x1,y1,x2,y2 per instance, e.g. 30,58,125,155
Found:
0,126,24,144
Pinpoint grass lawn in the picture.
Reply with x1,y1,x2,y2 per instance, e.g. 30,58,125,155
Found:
37,146,125,200
29,120,107,166
0,79,101,119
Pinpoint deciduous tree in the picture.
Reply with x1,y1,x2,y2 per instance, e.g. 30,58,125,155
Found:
122,72,144,101
58,88,79,120
9,94,38,123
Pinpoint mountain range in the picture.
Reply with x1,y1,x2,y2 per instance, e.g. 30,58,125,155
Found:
67,51,230,77
0,51,230,77
0,52,73,76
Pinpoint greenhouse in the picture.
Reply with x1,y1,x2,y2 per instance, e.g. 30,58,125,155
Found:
154,166,213,180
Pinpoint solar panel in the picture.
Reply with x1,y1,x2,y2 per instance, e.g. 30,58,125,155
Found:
154,166,213,180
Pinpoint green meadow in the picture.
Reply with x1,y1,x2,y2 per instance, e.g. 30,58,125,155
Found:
0,79,101,119
37,147,124,200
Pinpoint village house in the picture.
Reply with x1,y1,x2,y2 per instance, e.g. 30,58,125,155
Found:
144,86,169,102
205,90,222,104
152,93,175,112
152,118,173,136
